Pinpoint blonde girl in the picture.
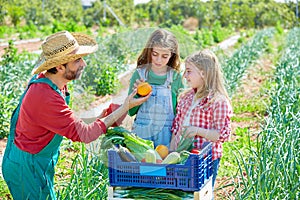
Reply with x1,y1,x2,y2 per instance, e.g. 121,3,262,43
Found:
171,49,232,189
128,29,184,148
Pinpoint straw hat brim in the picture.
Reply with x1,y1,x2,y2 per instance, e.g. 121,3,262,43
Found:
32,33,98,74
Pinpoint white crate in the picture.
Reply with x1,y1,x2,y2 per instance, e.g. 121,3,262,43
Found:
194,177,213,200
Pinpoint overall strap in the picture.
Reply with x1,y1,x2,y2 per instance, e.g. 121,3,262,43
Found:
30,78,70,104
6,75,39,146
137,67,174,86
137,67,148,81
164,68,174,88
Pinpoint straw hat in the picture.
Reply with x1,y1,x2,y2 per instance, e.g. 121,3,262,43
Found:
32,30,98,74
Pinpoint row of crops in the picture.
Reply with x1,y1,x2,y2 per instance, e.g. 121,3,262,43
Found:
231,27,300,199
222,28,275,96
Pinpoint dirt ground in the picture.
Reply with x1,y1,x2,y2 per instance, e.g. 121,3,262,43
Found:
0,39,42,57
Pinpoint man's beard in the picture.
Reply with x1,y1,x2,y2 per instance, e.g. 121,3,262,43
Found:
64,66,83,80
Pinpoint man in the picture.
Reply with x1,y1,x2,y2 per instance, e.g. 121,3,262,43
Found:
1,30,150,199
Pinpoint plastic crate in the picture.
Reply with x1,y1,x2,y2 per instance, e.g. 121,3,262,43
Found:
108,142,212,191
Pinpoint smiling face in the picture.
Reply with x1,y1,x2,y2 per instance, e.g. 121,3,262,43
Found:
150,46,172,72
184,62,205,90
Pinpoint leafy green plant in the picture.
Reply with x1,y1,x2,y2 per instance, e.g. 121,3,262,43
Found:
275,21,284,35
94,64,119,96
212,20,232,43
0,178,11,199
18,21,39,39
201,28,214,47
0,41,37,138
220,127,255,178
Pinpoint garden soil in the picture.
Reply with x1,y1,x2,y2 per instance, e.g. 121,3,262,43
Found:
0,38,43,56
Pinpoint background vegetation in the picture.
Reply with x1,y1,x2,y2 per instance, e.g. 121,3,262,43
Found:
0,0,299,40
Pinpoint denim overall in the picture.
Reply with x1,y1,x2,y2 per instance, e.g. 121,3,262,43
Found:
132,68,174,148
2,75,70,200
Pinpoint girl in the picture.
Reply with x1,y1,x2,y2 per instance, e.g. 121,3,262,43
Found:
128,29,184,148
170,49,232,189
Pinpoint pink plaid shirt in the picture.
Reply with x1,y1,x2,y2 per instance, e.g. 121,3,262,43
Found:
172,89,232,160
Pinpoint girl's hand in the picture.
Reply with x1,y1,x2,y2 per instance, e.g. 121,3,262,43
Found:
182,126,199,138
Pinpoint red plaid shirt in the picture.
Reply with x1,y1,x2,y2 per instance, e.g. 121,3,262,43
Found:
172,90,232,160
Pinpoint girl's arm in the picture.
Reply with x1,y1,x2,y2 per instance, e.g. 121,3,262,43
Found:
183,126,220,142
170,95,185,151
184,99,232,142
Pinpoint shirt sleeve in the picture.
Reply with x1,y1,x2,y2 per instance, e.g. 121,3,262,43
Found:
213,99,232,143
36,86,107,143
128,70,141,116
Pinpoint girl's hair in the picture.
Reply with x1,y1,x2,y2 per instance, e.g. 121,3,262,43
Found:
185,49,230,102
136,29,181,72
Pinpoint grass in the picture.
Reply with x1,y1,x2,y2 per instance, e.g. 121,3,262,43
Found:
232,94,268,115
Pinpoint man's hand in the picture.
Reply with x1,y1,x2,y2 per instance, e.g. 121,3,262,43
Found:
103,89,150,128
124,89,151,110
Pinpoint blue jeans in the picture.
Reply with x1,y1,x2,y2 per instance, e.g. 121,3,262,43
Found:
212,158,220,188
211,158,220,200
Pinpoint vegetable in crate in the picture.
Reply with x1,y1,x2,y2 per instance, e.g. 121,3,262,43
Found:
162,152,181,164
179,150,190,164
102,127,157,162
123,132,163,162
175,134,195,152
190,148,200,154
155,144,169,159
117,145,137,162
145,149,156,163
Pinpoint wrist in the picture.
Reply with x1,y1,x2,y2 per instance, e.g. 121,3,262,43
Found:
203,128,208,138
197,127,208,138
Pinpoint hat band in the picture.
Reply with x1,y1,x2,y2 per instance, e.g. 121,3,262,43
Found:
44,39,79,59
